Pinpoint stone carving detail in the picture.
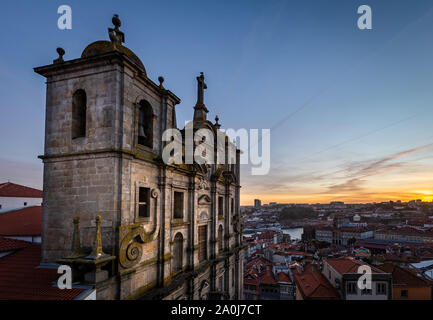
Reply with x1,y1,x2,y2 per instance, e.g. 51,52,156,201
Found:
199,211,209,221
196,176,210,190
151,188,159,198
119,188,160,269
198,194,211,206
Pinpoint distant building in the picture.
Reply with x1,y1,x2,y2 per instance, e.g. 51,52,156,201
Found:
277,272,294,300
0,182,42,213
243,256,295,300
254,199,262,208
375,226,433,244
377,263,432,300
322,257,392,300
315,226,374,246
293,264,340,300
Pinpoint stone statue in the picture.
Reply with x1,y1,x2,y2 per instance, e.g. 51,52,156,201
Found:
196,72,207,105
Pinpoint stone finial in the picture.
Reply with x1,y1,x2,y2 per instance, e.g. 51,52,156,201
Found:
108,14,125,45
89,216,105,258
158,76,165,89
53,47,65,64
214,115,221,129
112,14,121,29
67,215,84,258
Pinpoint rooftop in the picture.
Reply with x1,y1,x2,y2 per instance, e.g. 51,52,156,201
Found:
0,236,31,252
0,206,42,236
293,264,340,300
0,244,87,300
0,182,42,198
326,257,384,275
377,263,432,286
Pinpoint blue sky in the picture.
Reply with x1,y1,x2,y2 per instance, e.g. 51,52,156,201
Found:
1,0,433,204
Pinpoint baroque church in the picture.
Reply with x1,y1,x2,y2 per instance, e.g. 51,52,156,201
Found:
34,15,244,300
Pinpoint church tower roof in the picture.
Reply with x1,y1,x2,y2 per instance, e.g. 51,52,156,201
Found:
81,14,146,74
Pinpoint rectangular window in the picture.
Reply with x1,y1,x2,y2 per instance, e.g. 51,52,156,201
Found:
138,187,150,218
401,290,408,298
231,198,234,214
198,225,207,262
219,276,223,291
347,282,357,295
377,283,387,295
173,191,184,219
218,196,224,216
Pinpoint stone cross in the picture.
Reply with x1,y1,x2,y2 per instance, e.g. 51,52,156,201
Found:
196,72,207,105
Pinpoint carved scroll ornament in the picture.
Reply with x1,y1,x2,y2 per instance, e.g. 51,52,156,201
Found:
119,188,160,269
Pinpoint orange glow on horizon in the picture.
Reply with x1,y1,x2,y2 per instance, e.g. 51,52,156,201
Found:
240,191,433,206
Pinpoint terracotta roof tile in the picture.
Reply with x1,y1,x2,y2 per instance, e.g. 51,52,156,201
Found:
293,264,340,300
0,237,31,252
259,267,277,285
0,182,42,198
277,272,292,283
0,244,86,300
326,257,384,275
377,263,431,286
0,206,42,236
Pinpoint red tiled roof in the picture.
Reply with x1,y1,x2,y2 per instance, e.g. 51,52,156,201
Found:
259,267,277,285
0,182,42,198
0,206,42,236
245,256,273,271
377,263,432,286
293,264,339,300
0,244,86,300
277,272,292,283
326,257,384,275
377,226,433,237
0,237,31,252
281,250,310,256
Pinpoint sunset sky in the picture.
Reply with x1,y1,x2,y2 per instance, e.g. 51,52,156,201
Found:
1,0,433,205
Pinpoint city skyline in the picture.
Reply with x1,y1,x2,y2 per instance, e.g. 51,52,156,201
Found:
1,0,433,206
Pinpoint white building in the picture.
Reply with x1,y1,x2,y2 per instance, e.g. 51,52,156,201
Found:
0,182,42,213
322,257,392,300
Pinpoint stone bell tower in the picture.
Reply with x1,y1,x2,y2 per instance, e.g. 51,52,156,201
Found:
35,15,243,300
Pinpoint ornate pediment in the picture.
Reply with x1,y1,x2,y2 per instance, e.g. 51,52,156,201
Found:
198,194,211,205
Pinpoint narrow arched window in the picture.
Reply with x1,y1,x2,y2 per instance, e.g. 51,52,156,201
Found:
72,89,87,139
218,225,223,252
173,233,183,272
138,100,153,148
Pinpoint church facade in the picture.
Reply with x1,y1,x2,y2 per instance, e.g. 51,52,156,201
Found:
34,15,243,300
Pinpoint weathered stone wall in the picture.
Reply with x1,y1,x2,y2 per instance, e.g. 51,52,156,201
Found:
41,154,120,262
37,45,243,299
